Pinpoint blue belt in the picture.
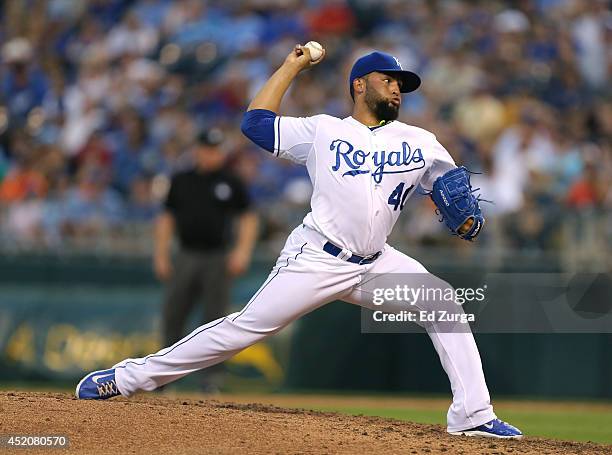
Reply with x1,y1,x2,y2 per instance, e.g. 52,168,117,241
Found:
323,242,381,265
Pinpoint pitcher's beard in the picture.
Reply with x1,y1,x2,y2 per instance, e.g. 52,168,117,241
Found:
365,90,399,122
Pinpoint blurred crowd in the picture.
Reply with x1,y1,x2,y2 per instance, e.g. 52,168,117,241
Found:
0,0,610,266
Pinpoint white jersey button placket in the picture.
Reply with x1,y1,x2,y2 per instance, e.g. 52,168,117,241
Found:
368,129,382,249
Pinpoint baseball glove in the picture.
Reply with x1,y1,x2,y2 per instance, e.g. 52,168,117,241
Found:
430,166,484,241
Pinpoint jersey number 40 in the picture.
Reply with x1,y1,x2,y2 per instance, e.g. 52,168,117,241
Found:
388,182,414,211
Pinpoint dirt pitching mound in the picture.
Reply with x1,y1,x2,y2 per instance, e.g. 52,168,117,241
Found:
0,392,608,454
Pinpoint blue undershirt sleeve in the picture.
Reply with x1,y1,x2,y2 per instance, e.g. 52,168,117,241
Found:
240,109,277,153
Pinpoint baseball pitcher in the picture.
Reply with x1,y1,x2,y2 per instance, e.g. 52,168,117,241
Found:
76,44,522,439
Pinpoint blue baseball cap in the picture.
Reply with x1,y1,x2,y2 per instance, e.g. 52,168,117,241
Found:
349,51,421,98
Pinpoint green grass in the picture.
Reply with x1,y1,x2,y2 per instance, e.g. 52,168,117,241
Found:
307,405,612,444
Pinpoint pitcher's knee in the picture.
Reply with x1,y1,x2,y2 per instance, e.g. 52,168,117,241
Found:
215,316,280,351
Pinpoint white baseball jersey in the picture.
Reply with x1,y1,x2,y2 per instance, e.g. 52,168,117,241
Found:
272,115,456,255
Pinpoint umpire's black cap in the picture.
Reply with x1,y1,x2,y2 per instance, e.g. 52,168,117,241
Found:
197,127,225,146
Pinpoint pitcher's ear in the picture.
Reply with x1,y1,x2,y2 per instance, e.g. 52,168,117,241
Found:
353,78,365,96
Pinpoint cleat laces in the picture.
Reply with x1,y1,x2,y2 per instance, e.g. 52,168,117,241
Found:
96,379,119,397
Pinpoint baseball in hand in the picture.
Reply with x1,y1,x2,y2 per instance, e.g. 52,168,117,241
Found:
304,41,323,62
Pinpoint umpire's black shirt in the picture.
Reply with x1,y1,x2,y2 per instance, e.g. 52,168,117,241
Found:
165,168,250,252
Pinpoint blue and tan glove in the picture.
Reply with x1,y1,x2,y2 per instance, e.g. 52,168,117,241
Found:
430,166,484,241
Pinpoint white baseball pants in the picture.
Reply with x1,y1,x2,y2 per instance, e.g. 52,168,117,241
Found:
114,225,496,431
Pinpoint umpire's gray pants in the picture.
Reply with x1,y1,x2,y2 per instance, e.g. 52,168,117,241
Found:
162,249,229,379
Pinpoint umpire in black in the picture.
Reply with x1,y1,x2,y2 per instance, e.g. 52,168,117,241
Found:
153,127,258,391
